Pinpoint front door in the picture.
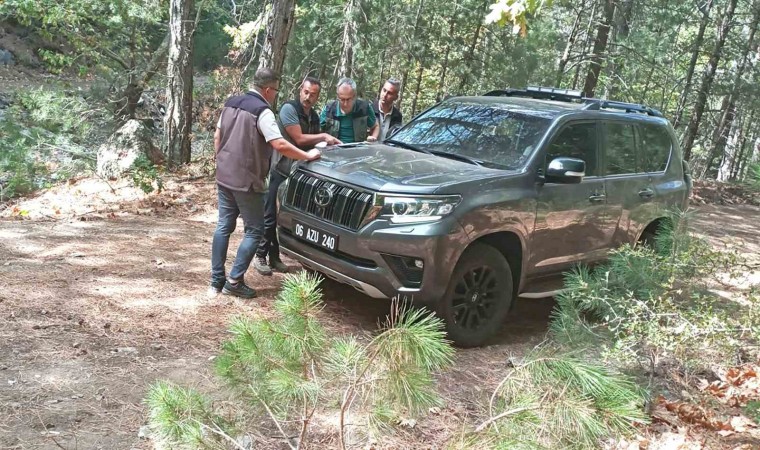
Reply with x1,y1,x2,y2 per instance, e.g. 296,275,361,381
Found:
531,121,619,275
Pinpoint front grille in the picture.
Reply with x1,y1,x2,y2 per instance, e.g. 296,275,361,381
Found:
285,171,374,230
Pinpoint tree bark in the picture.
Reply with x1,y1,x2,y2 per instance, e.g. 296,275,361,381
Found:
411,62,424,117
556,5,584,87
681,0,739,162
702,1,759,177
673,0,714,129
398,0,425,109
336,0,358,78
458,8,485,94
437,17,456,101
582,0,615,97
258,0,296,76
164,0,195,166
731,109,755,180
605,0,634,98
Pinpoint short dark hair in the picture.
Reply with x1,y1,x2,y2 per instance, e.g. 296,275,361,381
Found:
253,68,280,89
385,78,401,90
302,76,321,89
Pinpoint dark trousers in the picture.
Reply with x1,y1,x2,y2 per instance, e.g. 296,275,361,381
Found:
256,169,286,260
211,184,264,284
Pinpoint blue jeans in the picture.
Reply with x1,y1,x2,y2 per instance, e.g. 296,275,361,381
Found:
256,169,286,260
211,184,265,284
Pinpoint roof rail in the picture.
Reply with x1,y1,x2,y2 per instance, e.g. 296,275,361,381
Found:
483,86,583,102
582,99,663,117
483,85,664,117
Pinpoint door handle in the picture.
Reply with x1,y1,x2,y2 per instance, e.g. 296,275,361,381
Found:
638,188,655,199
588,193,606,203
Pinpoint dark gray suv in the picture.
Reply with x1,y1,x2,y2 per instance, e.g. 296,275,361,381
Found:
277,87,691,347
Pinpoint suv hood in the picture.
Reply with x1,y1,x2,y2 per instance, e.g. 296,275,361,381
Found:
295,143,512,194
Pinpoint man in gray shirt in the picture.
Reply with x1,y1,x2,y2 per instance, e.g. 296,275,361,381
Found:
254,77,340,275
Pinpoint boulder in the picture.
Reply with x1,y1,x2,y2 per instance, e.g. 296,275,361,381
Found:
0,49,14,66
96,119,165,179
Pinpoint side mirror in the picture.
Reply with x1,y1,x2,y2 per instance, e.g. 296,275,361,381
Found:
546,157,585,184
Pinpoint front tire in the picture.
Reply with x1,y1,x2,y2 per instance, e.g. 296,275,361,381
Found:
437,243,513,348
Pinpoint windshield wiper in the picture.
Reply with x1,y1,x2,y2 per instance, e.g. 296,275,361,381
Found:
384,139,432,154
428,150,483,167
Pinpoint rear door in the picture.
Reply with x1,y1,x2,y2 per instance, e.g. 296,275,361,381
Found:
531,121,619,275
601,120,656,245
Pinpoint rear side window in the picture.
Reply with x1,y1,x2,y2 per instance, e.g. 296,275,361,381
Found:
640,125,672,172
545,122,598,176
605,122,637,175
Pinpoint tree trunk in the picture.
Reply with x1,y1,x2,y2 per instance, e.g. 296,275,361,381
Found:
398,0,425,109
556,6,584,87
572,0,599,91
681,0,739,162
605,0,634,98
458,12,484,94
437,17,456,101
701,1,759,176
673,0,713,129
258,0,296,76
336,0,358,78
116,33,171,119
164,0,195,166
731,109,755,180
718,106,742,181
411,62,424,117
582,0,615,97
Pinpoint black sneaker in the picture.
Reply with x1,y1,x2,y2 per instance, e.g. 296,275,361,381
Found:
270,257,289,273
222,280,257,299
253,255,273,276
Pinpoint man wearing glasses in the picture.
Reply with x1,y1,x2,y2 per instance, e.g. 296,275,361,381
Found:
211,68,321,298
320,77,379,143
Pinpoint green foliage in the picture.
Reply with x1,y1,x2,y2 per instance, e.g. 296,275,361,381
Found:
472,350,647,449
150,272,453,448
0,88,110,200
37,48,76,74
550,210,757,370
129,154,164,194
145,381,230,449
745,400,760,423
0,117,47,201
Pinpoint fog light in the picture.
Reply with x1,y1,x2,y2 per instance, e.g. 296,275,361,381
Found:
414,259,424,269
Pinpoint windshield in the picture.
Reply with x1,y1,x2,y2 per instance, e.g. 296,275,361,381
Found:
390,101,552,169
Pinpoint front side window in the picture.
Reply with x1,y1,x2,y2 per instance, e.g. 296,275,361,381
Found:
605,122,638,175
544,122,598,176
640,124,672,172
390,102,551,169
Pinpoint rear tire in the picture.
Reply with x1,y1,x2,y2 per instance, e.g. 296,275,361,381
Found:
437,243,513,348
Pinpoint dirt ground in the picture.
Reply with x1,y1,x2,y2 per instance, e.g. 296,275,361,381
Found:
1,177,759,449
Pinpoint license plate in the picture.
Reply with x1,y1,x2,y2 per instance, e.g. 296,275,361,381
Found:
293,221,338,252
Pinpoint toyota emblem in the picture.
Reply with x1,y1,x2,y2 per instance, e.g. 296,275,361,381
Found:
314,186,333,207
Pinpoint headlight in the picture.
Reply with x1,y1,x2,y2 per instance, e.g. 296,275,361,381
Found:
369,194,461,224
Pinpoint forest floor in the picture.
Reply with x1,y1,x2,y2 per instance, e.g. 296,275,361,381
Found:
0,174,759,450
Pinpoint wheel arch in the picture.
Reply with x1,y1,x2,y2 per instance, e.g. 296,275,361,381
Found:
469,231,524,297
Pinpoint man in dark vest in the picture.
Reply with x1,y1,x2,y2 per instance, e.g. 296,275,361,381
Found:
253,77,341,275
320,77,379,143
211,68,321,298
373,78,403,141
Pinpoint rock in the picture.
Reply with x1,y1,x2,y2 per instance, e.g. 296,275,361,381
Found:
0,49,14,66
114,347,138,354
236,435,253,450
138,425,151,439
96,120,165,180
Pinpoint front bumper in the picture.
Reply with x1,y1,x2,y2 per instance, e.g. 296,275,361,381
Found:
278,206,469,303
